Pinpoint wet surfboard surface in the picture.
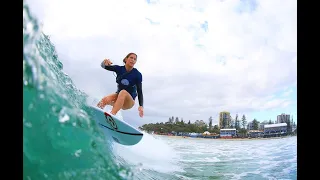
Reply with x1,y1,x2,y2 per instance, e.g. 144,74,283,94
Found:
88,105,143,146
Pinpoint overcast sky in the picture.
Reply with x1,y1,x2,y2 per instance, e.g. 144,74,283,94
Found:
26,0,297,127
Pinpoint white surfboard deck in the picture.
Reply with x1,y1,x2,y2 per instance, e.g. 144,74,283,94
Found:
88,105,143,146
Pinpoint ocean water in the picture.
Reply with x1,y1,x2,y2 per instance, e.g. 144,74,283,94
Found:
156,135,297,180
23,2,297,180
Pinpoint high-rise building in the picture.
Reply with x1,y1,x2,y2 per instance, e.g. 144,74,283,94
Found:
277,113,290,123
219,111,231,129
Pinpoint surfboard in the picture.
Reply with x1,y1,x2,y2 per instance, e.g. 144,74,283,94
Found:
88,105,143,146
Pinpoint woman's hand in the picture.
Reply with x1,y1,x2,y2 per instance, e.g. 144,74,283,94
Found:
103,59,113,66
138,106,144,118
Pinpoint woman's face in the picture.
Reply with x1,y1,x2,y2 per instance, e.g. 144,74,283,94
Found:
125,54,137,67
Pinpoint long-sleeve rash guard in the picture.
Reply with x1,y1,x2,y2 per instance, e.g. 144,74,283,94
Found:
101,61,144,107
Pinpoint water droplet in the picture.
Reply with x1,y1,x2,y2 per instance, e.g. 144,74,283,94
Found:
28,103,34,110
59,107,70,123
39,94,44,99
51,106,57,112
24,122,32,128
59,114,70,123
74,149,82,157
72,122,76,126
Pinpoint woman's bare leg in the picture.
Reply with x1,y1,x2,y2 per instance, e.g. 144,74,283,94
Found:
97,93,118,109
110,90,135,115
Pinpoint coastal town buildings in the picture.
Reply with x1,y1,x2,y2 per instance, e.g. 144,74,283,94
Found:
219,111,231,129
220,128,237,138
146,112,297,139
277,113,290,123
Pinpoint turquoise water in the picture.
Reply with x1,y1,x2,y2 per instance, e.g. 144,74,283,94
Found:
23,2,297,179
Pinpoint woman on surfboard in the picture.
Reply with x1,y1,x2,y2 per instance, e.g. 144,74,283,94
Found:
97,52,144,118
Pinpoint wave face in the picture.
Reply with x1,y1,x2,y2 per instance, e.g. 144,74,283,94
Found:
23,3,134,180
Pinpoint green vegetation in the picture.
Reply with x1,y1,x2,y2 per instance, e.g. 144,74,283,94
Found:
139,116,221,134
139,115,249,135
139,114,297,137
252,119,259,130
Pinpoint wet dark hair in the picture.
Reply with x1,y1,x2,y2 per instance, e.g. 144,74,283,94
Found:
123,52,137,64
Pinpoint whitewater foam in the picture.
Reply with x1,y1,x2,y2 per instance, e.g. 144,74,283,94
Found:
113,132,184,174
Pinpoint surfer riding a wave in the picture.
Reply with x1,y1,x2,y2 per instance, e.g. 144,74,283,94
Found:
97,52,144,118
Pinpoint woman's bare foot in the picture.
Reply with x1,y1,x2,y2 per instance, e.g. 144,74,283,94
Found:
97,100,105,109
96,93,118,109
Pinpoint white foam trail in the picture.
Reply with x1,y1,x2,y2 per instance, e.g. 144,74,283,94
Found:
113,132,183,173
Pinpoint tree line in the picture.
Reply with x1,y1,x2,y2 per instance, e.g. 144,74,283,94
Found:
139,114,260,134
139,113,296,136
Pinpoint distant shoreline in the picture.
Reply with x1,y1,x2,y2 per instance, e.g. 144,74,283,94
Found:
152,134,296,141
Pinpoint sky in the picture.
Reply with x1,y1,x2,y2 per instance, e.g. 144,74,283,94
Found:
25,0,297,127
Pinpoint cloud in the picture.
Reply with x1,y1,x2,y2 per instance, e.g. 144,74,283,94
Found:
26,0,297,126
281,88,293,97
